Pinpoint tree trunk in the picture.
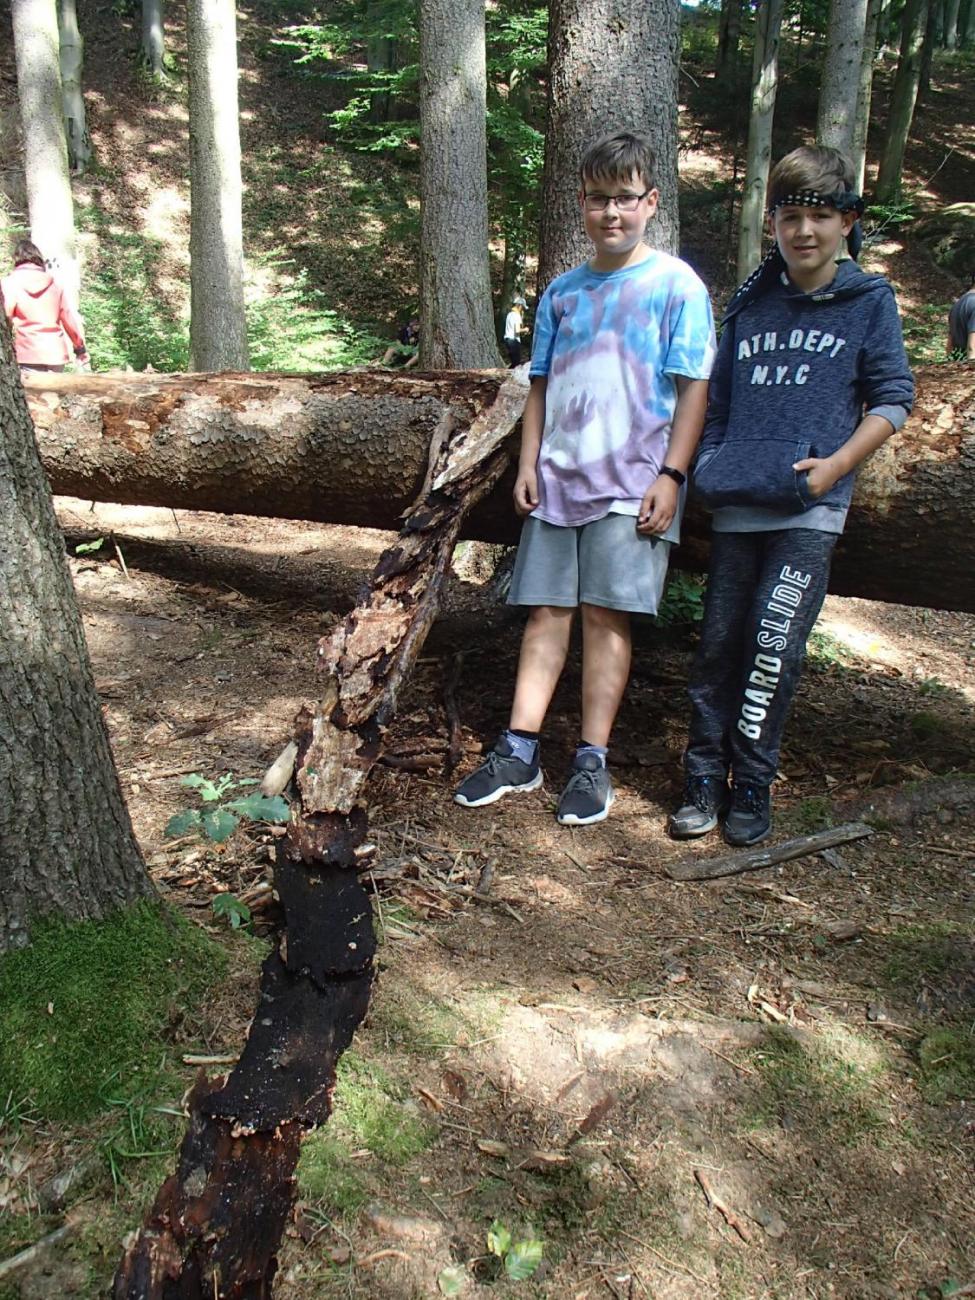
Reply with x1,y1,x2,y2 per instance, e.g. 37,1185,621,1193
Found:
11,0,80,307
851,0,883,192
495,233,525,340
58,0,92,174
23,366,975,615
538,0,681,288
962,0,975,45
737,0,785,281
0,310,152,956
715,0,743,95
816,0,869,155
877,0,894,54
366,0,396,124
876,0,929,202
418,0,501,368
944,0,962,45
112,370,528,1299
141,0,165,78
187,0,248,372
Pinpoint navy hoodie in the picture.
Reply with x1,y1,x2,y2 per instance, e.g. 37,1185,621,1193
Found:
693,261,914,521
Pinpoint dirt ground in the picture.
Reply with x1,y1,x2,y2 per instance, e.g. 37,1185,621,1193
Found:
19,495,970,1300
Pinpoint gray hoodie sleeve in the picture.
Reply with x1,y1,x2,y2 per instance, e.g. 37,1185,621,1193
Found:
860,286,914,414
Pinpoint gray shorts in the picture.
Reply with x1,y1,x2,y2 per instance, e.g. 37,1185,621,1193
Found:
507,513,673,615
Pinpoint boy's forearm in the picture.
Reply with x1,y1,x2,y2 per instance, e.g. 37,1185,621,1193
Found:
665,377,709,472
518,377,546,469
828,412,896,477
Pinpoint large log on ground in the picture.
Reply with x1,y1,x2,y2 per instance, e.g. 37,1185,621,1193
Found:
25,364,975,612
113,370,529,1298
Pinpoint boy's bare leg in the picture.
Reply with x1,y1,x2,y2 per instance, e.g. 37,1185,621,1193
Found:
509,605,574,732
580,602,631,747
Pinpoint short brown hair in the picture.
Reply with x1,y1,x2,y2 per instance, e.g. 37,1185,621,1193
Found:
767,146,855,211
580,131,657,190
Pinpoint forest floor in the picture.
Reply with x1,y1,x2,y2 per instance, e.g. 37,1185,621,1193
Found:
1,496,970,1300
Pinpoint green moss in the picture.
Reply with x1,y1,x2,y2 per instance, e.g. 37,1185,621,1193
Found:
917,1029,975,1103
368,979,469,1057
334,1053,434,1165
788,795,834,833
297,1132,369,1217
0,902,226,1121
883,921,971,988
911,711,947,741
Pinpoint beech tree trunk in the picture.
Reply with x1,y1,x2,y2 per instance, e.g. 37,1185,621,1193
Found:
962,0,975,45
418,0,501,368
58,0,92,173
23,366,975,614
944,0,962,45
538,0,681,288
141,0,165,77
112,370,529,1298
187,0,248,371
737,0,785,281
816,0,869,155
11,0,80,306
0,310,152,956
876,0,929,203
851,0,883,192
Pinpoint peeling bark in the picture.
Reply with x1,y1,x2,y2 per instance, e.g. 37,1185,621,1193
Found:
112,368,528,1299
27,365,975,613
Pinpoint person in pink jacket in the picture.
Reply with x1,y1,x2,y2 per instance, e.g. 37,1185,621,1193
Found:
1,239,89,373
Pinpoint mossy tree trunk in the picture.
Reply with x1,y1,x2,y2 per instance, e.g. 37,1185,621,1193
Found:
876,0,929,202
0,312,153,957
141,0,165,78
187,0,249,372
58,0,92,173
418,0,502,368
851,0,883,192
737,0,785,281
816,0,869,155
538,0,681,288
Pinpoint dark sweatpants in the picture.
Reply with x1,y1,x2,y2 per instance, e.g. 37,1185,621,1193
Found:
684,529,837,787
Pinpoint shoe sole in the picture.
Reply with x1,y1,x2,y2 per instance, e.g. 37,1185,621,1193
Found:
454,769,543,808
668,813,720,840
557,789,615,826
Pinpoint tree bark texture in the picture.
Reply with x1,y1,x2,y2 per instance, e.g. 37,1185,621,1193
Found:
11,0,80,306
141,0,165,77
851,0,883,193
715,0,743,95
944,0,961,45
23,365,975,614
962,0,975,45
112,370,528,1299
538,0,681,289
58,0,92,173
187,0,249,372
737,0,785,282
876,0,929,203
816,0,869,155
0,310,152,956
418,0,502,369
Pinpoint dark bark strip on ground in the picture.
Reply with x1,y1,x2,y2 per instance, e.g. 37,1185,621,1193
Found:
27,364,975,612
113,369,529,1299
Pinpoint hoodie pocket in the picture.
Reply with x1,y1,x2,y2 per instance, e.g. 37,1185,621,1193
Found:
693,437,815,512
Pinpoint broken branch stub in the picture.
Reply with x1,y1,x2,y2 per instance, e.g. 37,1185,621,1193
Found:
113,369,528,1299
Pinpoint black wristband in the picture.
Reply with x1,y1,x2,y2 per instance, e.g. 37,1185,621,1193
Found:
658,465,686,487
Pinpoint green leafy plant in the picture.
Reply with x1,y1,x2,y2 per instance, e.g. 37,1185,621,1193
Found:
164,773,289,843
487,1219,543,1282
74,537,105,555
657,571,707,625
211,893,252,930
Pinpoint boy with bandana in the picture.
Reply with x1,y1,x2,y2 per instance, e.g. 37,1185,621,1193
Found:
670,145,914,847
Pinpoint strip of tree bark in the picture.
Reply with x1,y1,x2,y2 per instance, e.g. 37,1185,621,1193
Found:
665,822,874,882
26,363,975,612
112,369,529,1298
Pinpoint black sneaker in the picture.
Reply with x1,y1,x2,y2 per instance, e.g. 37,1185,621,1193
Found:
556,753,614,826
723,782,772,847
454,734,542,808
668,774,731,839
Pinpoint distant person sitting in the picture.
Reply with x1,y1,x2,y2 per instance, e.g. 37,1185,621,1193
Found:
1,238,89,374
947,273,975,362
381,316,420,368
503,297,526,366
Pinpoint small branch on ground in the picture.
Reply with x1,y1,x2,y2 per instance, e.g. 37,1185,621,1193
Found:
666,822,874,882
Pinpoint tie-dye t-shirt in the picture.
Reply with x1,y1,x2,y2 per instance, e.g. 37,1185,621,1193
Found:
529,252,716,535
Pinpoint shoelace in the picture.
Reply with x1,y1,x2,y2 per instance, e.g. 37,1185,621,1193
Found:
688,776,720,812
566,766,601,795
733,783,764,814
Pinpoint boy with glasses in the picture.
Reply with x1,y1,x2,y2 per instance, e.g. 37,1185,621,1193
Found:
454,131,715,824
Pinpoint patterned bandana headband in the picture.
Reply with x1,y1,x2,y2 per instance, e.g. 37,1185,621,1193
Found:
768,189,865,217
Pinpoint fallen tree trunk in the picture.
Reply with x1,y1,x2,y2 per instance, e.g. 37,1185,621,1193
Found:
26,363,975,611
113,370,529,1297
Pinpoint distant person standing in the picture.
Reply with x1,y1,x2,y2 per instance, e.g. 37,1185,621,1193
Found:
947,273,975,361
503,297,526,367
1,238,89,374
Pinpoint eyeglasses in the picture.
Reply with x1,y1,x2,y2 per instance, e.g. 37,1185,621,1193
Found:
582,190,650,212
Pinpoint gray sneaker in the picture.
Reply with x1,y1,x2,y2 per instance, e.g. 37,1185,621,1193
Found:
557,752,614,825
454,734,542,808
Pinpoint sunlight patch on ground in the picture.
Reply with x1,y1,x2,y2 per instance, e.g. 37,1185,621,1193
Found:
143,186,190,246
